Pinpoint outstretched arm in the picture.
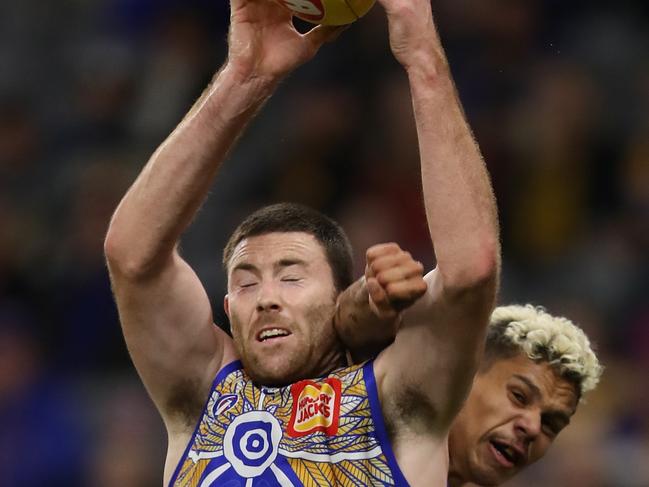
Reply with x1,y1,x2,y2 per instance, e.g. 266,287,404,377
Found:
374,0,500,432
104,0,344,431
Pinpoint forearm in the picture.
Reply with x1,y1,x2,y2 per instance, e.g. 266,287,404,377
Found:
407,50,500,288
105,65,279,275
334,277,398,363
390,39,500,414
371,0,500,433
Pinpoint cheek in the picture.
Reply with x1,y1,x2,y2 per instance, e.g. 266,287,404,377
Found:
458,403,486,441
227,299,252,337
287,283,335,315
228,313,243,344
281,283,320,306
463,390,504,437
529,438,553,464
304,302,336,340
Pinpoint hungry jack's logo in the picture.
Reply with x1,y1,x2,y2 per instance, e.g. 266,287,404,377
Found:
287,378,341,437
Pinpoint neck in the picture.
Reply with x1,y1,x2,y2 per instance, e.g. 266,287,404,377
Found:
316,345,347,376
447,471,466,487
447,449,467,487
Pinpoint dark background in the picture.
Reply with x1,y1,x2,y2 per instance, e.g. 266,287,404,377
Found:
0,0,647,485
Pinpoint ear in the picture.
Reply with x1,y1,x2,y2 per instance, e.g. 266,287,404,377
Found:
224,294,230,318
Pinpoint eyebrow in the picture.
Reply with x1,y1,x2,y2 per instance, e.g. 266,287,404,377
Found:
275,258,308,270
513,374,542,400
231,259,308,274
231,262,258,273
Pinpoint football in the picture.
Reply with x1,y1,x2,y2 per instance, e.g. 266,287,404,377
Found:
276,0,376,25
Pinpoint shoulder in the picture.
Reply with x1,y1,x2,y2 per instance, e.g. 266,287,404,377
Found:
373,352,439,427
165,358,243,434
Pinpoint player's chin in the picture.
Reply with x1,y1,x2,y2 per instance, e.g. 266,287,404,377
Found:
247,350,303,386
471,454,514,486
470,467,505,487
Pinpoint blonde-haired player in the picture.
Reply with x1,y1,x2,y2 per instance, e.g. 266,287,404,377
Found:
336,268,603,486
487,305,601,395
448,304,602,486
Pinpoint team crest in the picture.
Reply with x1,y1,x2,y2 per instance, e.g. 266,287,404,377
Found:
213,394,238,417
287,378,341,437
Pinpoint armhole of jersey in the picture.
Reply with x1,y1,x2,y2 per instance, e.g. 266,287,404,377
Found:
363,360,411,487
167,359,243,487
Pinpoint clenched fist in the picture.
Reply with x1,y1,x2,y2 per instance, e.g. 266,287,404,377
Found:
365,243,427,319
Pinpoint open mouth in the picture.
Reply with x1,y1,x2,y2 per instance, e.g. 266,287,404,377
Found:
489,440,522,468
256,328,291,342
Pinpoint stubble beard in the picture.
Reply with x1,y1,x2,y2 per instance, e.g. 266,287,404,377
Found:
233,300,346,387
468,441,504,487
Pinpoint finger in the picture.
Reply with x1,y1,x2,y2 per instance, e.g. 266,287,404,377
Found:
365,262,375,279
384,279,428,309
369,252,419,276
375,261,424,287
304,24,348,49
366,277,393,314
385,278,428,299
366,242,401,262
231,0,290,22
369,251,411,271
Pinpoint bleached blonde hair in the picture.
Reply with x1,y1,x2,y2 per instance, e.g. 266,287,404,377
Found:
485,304,603,396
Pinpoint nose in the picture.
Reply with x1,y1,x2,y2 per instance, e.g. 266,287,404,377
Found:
514,409,541,444
256,281,282,312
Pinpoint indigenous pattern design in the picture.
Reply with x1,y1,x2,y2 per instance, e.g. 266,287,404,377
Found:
169,360,408,486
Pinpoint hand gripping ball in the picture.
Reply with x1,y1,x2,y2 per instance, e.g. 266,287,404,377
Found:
276,0,376,25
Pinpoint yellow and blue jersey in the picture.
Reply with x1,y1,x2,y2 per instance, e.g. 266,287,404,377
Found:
169,360,409,486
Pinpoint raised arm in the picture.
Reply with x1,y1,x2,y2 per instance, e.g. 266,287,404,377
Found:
104,0,343,431
374,0,500,432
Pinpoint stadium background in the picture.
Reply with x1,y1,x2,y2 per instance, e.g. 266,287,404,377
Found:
0,0,647,485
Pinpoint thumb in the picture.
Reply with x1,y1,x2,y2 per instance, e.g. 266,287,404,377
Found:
367,277,396,318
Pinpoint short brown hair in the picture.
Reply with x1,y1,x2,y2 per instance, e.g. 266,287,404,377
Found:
222,203,354,293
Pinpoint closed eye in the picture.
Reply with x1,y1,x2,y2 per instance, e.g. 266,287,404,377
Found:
240,282,258,288
281,277,301,282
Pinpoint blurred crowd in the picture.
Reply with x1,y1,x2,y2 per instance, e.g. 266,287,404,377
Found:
0,0,647,485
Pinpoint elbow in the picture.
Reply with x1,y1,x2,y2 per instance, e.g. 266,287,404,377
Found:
104,225,164,281
104,226,136,278
442,237,500,296
470,237,500,287
103,223,122,267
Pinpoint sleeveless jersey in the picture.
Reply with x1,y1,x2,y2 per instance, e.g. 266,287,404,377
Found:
169,360,409,486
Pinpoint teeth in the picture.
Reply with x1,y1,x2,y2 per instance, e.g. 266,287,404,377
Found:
259,328,289,340
493,442,515,463
499,445,516,462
